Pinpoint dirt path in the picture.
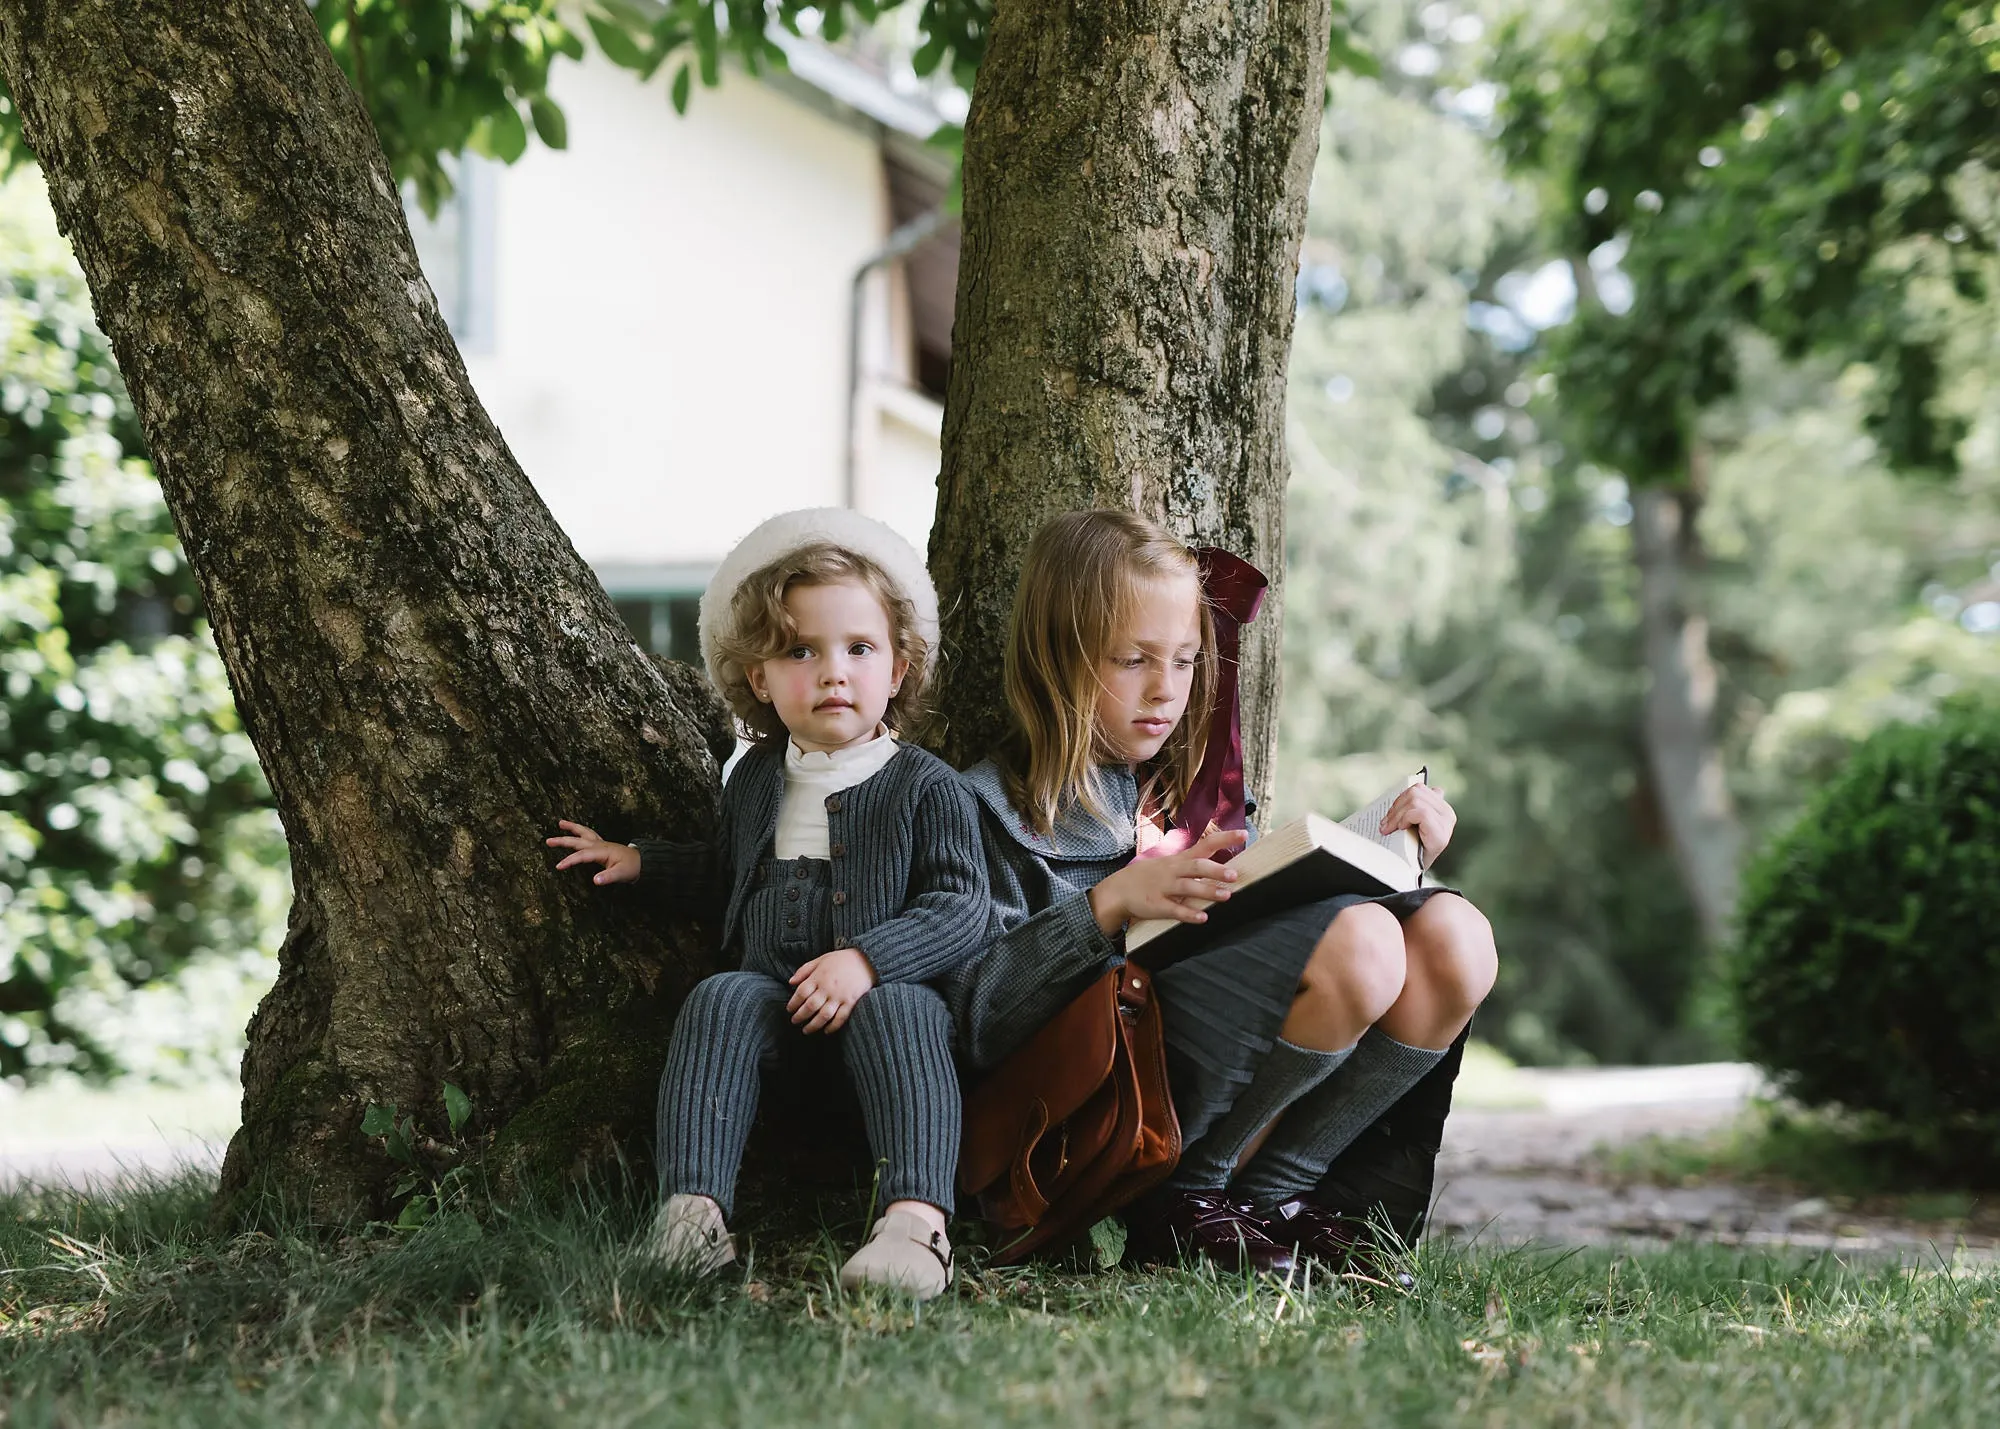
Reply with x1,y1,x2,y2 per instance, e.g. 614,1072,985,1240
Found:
1435,1063,1999,1262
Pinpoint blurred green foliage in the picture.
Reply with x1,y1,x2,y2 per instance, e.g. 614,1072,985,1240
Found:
1279,0,2000,1064
0,182,286,1081
1495,2,2000,483
1731,700,2000,1167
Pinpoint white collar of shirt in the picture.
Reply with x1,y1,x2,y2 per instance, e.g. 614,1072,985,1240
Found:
773,726,898,860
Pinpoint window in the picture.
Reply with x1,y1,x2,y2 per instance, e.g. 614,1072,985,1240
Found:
613,594,702,661
597,563,713,663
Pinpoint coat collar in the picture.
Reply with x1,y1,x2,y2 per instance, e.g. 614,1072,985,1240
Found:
963,758,1137,862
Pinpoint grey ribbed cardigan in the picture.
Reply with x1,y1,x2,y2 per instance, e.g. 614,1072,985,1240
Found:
630,741,987,985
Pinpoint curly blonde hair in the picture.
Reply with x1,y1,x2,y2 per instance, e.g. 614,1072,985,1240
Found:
711,543,932,745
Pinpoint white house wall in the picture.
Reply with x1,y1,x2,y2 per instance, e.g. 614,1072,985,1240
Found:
458,50,941,573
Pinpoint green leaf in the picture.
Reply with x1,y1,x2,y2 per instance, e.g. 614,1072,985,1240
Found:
671,65,692,115
443,1081,472,1138
483,104,529,163
360,1103,397,1138
695,7,720,88
529,98,568,151
587,13,649,71
1087,1216,1127,1269
395,1196,435,1231
553,26,586,62
911,35,946,79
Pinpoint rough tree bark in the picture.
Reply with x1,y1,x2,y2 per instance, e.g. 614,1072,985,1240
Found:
1631,474,1743,947
929,0,1334,799
0,0,731,1217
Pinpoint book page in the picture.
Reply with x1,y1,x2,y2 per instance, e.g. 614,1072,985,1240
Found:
1337,771,1426,878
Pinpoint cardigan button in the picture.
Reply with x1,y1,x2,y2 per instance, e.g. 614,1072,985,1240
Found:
833,937,850,949
794,864,810,880
831,891,847,906
825,796,842,813
786,887,799,902
830,842,846,859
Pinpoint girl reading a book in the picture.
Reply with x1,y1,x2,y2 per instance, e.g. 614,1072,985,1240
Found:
949,509,1498,1275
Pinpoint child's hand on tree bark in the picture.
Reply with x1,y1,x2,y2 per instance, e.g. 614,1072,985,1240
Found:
546,820,641,884
787,948,877,1034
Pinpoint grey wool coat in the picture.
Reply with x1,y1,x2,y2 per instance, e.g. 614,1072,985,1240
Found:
631,741,988,985
943,759,1266,1070
941,759,1143,1070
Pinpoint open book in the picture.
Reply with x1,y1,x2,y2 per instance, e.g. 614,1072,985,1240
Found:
1124,771,1428,964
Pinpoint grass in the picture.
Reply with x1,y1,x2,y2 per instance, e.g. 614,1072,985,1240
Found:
4,1171,2000,1427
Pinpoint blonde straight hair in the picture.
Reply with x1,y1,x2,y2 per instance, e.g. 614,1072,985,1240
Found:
999,510,1217,836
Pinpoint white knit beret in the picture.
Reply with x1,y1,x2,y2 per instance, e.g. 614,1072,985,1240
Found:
697,507,940,691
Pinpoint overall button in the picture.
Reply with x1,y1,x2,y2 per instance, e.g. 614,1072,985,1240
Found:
831,891,847,906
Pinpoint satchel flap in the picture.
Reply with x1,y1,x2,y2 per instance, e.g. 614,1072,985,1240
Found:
960,969,1121,1194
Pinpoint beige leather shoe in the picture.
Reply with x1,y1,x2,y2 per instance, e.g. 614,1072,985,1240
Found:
837,1210,954,1301
642,1193,737,1277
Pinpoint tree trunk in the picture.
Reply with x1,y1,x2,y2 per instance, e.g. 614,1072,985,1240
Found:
1631,476,1742,946
928,0,1333,799
0,0,730,1218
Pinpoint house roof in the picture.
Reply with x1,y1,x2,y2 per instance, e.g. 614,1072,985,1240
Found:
765,30,949,141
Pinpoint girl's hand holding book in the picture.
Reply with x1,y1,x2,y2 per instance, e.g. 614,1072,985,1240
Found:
546,820,642,885
1378,784,1456,866
1088,826,1246,935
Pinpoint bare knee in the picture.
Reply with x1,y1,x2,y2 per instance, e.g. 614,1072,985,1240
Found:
1294,904,1407,1030
1402,894,1497,1022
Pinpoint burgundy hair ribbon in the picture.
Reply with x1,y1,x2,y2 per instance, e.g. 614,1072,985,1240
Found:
1138,545,1268,861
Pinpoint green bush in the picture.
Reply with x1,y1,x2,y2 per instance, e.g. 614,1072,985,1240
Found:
1732,699,2000,1149
2,179,286,1081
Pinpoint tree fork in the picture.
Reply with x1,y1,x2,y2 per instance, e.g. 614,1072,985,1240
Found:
928,0,1333,796
0,0,726,1217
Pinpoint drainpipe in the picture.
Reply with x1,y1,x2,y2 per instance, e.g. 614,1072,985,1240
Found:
845,207,950,509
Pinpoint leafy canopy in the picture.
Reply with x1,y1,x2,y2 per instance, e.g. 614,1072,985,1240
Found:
0,2,994,214
1497,2,2000,482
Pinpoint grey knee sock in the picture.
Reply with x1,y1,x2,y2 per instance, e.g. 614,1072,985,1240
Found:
1168,1038,1352,1192
1232,1028,1447,1208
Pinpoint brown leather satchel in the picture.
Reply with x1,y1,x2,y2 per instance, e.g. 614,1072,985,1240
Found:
957,961,1181,1264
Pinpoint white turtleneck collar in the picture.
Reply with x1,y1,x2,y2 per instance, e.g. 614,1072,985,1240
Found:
773,726,899,859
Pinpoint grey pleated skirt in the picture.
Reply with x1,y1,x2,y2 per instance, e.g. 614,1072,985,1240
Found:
1150,887,1454,1155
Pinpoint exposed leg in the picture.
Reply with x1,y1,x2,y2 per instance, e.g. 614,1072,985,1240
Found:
1375,893,1498,1052
654,970,793,1220
1279,902,1408,1051
1237,895,1496,1213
